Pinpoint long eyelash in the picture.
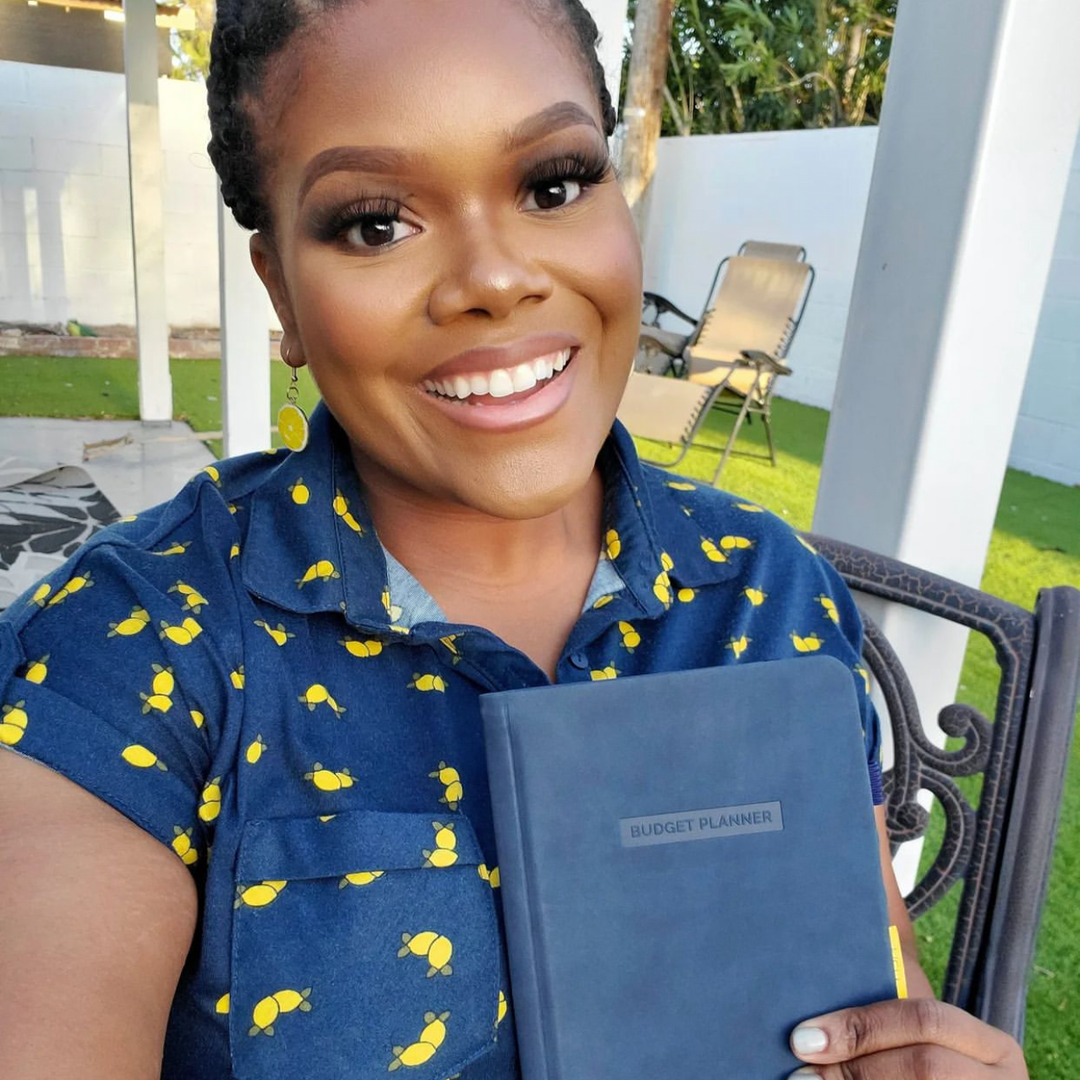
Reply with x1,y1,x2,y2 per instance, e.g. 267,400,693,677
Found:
312,195,401,243
523,149,613,194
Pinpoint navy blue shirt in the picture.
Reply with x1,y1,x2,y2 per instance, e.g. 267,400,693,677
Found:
0,403,882,1080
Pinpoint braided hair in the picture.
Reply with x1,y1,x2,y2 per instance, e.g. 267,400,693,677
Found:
206,0,617,235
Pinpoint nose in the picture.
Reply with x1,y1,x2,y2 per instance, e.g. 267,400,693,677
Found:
427,219,554,324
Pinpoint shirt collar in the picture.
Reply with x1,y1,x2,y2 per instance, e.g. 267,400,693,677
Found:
241,404,737,635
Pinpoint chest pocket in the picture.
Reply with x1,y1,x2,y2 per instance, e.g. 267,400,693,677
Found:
229,809,501,1080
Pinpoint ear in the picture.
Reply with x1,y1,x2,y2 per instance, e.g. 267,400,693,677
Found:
249,232,299,347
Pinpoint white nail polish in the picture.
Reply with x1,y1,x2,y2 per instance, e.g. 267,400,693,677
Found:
788,1070,820,1079
791,1026,829,1054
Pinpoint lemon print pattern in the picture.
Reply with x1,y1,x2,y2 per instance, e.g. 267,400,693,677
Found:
296,559,339,589
255,620,294,647
230,666,245,689
245,734,267,764
409,673,446,693
159,617,203,645
235,880,287,909
726,635,750,660
592,594,614,609
388,1010,450,1071
478,863,501,889
856,664,871,693
817,595,840,624
288,478,310,505
0,701,29,746
140,663,175,715
215,993,230,1015
304,762,355,792
340,636,383,658
199,776,223,822
700,538,727,563
604,529,621,560
121,743,167,770
398,930,454,977
339,870,384,888
618,621,640,652
743,587,767,607
589,663,618,681
298,683,345,716
151,540,190,556
171,826,198,865
429,761,463,809
23,655,48,684
108,606,151,637
333,490,364,534
423,821,458,867
792,632,824,653
29,581,52,607
666,480,696,491
496,990,508,1027
46,571,93,606
168,580,209,613
249,987,312,1036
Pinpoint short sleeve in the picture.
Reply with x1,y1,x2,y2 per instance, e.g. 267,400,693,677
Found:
0,516,242,870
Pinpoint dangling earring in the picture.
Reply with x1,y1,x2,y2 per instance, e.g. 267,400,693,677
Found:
278,343,310,452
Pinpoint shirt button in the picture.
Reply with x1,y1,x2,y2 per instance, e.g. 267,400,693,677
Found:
569,652,590,670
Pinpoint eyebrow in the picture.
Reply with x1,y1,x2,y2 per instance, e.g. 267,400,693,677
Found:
297,101,602,209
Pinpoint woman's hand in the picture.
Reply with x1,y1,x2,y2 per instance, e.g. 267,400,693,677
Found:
788,998,1029,1079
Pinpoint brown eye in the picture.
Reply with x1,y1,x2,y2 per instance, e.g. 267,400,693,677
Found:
344,216,416,249
523,178,584,212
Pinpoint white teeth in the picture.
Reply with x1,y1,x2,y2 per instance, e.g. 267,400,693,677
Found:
424,346,574,401
511,362,538,393
487,368,515,398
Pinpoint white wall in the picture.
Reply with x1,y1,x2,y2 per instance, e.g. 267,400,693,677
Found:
0,60,240,330
642,125,1080,486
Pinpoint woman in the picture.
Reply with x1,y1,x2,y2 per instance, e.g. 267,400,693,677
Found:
0,1,1028,1077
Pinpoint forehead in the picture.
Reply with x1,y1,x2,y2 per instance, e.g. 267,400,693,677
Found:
265,0,601,177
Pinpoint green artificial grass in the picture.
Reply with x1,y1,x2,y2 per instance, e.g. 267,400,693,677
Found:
3,355,1080,1073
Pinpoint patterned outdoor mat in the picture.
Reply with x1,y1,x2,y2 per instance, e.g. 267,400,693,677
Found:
0,462,120,612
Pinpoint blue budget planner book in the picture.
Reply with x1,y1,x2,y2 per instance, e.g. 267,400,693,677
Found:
480,656,899,1080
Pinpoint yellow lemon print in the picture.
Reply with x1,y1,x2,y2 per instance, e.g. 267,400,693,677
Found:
215,993,230,1015
304,762,355,792
108,606,151,637
796,535,818,555
159,617,202,645
288,478,310,505
23,655,48,684
817,595,840,624
201,465,221,486
388,1011,450,1071
339,870,384,888
249,987,312,1037
152,663,174,695
296,560,339,588
230,666,245,689
604,529,621,560
677,587,696,603
660,551,674,572
277,401,310,453
234,880,288,909
168,580,209,613
653,569,672,606
398,931,454,977
666,480,696,491
719,535,753,551
855,665,871,694
478,863,491,882
734,502,764,512
333,490,364,533
0,701,29,746
245,733,266,763
618,621,640,652
423,821,458,867
199,776,223,823
121,743,167,770
255,620,294,647
439,634,461,660
592,594,614,610
429,761,463,810
298,683,346,717
409,673,447,693
29,582,52,607
496,990,508,1027
743,587,767,607
47,571,93,606
487,866,500,888
340,637,383,658
381,588,404,622
791,632,823,653
229,542,241,559
590,664,618,680
726,635,750,660
152,541,190,557
319,815,337,822
700,538,727,563
171,826,198,865
140,691,173,717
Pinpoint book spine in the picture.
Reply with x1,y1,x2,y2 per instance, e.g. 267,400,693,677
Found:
485,704,556,1080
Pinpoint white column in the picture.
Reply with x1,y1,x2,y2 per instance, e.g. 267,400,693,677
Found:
812,0,1080,891
217,187,271,457
123,0,173,423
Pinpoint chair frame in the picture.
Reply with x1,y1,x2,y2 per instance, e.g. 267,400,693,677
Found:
808,533,1080,1042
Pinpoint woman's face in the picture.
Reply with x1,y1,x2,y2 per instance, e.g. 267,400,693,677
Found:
252,0,643,520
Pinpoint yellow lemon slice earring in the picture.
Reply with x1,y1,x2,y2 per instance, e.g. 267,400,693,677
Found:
279,344,310,452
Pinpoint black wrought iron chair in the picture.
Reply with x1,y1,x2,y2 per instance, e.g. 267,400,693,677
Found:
807,533,1080,1043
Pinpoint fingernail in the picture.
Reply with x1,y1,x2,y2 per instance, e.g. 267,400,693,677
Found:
791,1026,829,1054
788,1070,820,1079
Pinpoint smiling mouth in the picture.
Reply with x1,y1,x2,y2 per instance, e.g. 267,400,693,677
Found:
422,347,575,403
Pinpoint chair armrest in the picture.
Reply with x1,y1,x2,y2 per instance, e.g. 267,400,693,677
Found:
642,291,698,329
740,349,792,376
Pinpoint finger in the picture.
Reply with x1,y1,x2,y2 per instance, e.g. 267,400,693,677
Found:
788,1043,995,1080
789,998,1021,1068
